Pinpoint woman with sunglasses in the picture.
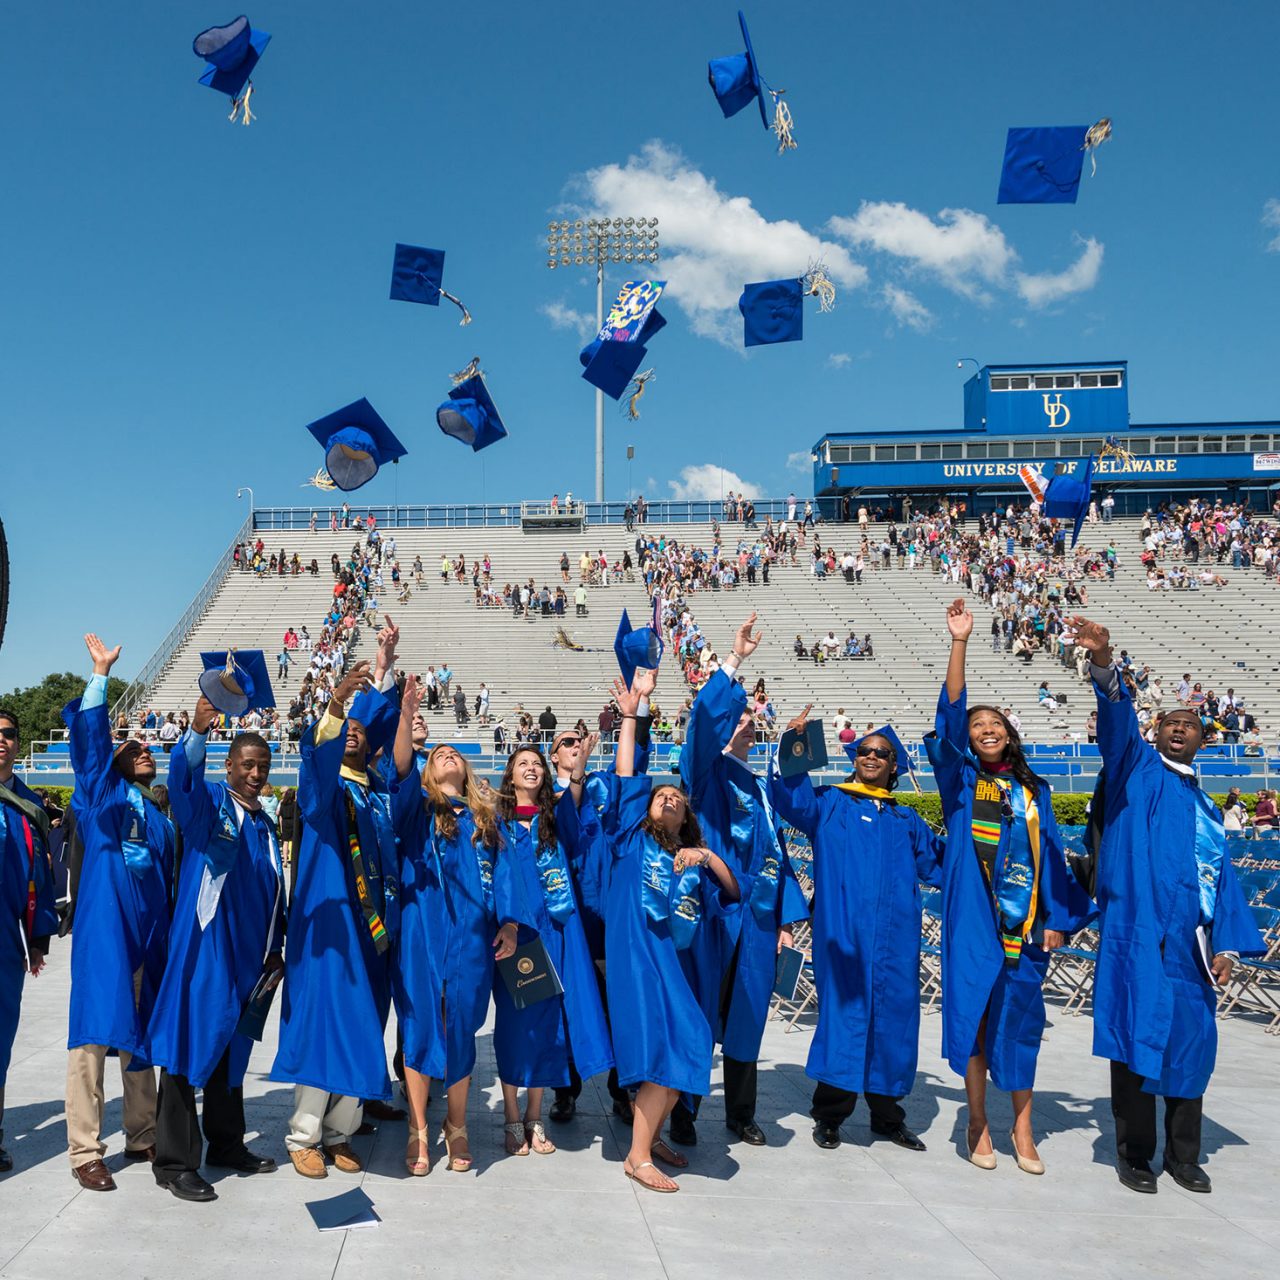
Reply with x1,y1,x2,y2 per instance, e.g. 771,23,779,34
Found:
391,679,519,1175
925,599,1093,1174
491,747,613,1156
605,668,742,1193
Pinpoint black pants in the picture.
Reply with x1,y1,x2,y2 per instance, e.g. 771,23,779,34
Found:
672,1056,758,1128
1110,1060,1202,1165
810,1081,904,1132
556,964,628,1106
154,1047,247,1181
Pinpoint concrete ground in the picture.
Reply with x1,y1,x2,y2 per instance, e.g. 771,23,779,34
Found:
1,955,1276,1280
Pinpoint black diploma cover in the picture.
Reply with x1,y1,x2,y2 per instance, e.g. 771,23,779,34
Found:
497,937,564,1010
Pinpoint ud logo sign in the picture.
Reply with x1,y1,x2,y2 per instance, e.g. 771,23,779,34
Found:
1043,394,1071,428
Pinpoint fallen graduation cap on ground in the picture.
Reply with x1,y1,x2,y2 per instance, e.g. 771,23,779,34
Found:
997,120,1112,204
304,397,407,491
193,15,269,123
305,1187,380,1232
389,242,472,324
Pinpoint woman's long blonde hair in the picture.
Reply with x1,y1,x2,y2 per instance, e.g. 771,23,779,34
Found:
422,745,500,851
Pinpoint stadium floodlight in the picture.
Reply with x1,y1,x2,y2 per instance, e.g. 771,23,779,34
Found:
236,486,254,510
957,356,981,373
544,214,659,503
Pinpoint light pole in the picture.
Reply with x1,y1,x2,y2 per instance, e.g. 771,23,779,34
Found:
956,357,981,375
547,216,659,505
236,486,254,533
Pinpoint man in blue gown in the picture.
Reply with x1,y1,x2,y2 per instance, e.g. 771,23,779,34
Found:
272,629,402,1179
770,712,944,1152
1072,615,1264,1195
144,696,285,1202
0,704,59,1174
671,615,807,1147
60,634,176,1191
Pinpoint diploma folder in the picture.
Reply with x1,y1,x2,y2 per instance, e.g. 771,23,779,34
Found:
306,1187,381,1232
778,722,828,777
773,944,806,1001
236,966,283,1041
497,937,564,1010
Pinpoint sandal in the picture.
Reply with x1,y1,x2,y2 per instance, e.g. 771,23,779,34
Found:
504,1121,530,1156
624,1160,678,1193
405,1126,430,1177
650,1139,688,1169
440,1120,473,1172
525,1120,556,1155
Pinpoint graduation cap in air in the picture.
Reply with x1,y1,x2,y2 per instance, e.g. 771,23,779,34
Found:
389,243,472,325
580,280,668,400
193,16,269,122
614,609,665,688
708,11,794,151
997,125,1105,204
304,398,407,492
1042,455,1096,548
347,687,401,757
843,724,913,778
740,278,804,347
198,650,275,717
437,371,508,451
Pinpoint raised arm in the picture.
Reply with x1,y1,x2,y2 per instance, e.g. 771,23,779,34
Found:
168,694,220,845
766,703,821,835
63,633,124,809
613,669,657,779
392,674,425,782
299,660,372,824
1069,615,1148,784
676,845,741,903
944,598,972,704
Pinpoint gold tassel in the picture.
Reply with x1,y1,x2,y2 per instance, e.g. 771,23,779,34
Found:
553,627,584,652
440,288,473,326
803,263,836,313
771,91,796,154
1082,117,1112,177
229,81,255,126
1099,435,1134,467
451,356,482,385
624,368,655,421
302,468,337,490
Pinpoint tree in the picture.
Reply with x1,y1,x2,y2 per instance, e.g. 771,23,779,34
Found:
0,672,130,756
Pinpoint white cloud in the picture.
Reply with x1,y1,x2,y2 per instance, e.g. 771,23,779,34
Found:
1014,236,1104,307
786,450,813,472
540,300,595,337
1263,199,1280,252
667,464,761,501
881,284,933,331
826,352,853,368
570,141,868,343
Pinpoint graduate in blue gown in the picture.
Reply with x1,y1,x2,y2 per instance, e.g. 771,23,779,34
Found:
0,704,59,1174
271,625,403,1180
671,614,807,1147
1070,614,1265,1196
770,713,944,1153
603,668,743,1194
491,746,613,1156
60,634,175,1187
924,599,1093,1175
143,697,285,1202
391,677,519,1175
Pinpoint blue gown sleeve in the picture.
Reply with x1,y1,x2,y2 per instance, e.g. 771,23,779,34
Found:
1091,668,1151,786
1035,786,1096,932
168,733,216,848
605,775,652,851
680,670,744,810
907,808,946,885
62,697,116,811
934,681,969,750
492,831,526,929
925,684,971,822
767,766,821,836
297,718,345,827
1211,858,1267,957
779,851,809,923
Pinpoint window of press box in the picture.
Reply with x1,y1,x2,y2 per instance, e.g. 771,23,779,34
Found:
986,442,1009,458
1127,437,1151,452
967,443,988,459
849,446,871,462
1057,440,1082,456
1177,438,1201,454
1224,436,1246,451
1034,375,1055,389
874,446,895,462
1031,441,1057,458
941,444,963,459
1201,438,1223,453
1099,372,1122,387
896,445,917,461
920,444,941,460
1249,435,1272,451
1154,437,1177,453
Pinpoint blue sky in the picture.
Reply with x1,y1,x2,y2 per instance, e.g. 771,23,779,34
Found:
2,0,1278,689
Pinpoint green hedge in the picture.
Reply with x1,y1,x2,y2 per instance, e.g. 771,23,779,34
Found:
891,789,1247,829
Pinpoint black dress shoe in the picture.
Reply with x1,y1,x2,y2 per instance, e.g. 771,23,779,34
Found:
362,1099,406,1122
611,1096,634,1126
812,1122,841,1150
549,1096,576,1124
668,1115,698,1147
207,1149,277,1175
727,1119,767,1146
875,1123,926,1152
1163,1156,1212,1193
0,1145,13,1173
160,1170,218,1202
1116,1157,1158,1194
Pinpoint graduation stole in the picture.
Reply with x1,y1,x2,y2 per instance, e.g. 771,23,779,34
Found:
0,782,49,941
725,764,783,923
120,784,172,880
641,838,702,950
197,790,280,931
343,783,392,954
833,781,897,803
972,773,1041,967
516,813,576,924
436,797,494,916
1190,783,1226,927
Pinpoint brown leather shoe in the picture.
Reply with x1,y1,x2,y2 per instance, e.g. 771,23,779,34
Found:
123,1145,156,1163
71,1159,117,1191
324,1143,362,1174
288,1147,328,1179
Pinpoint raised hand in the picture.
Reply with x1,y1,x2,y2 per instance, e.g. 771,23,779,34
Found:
332,660,374,708
632,667,658,700
674,846,711,872
785,703,814,735
732,612,762,660
945,598,974,641
400,673,424,719
192,694,219,735
612,676,642,717
579,730,600,763
1068,615,1112,662
84,633,122,676
376,615,400,665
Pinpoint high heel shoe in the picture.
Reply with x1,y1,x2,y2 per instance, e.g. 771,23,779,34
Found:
441,1120,473,1172
966,1129,997,1170
1010,1130,1044,1175
405,1126,430,1177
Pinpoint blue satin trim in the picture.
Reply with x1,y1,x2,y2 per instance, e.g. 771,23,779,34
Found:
992,779,1037,937
122,785,157,879
641,838,702,950
530,818,576,924
1191,786,1226,926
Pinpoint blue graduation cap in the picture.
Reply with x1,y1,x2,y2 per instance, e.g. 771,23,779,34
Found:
580,306,667,400
997,126,1089,204
304,398,407,492
1043,455,1096,547
193,15,270,101
389,243,472,324
614,609,664,688
844,724,912,778
347,688,400,757
198,650,275,717
740,278,803,347
436,373,508,452
708,11,770,129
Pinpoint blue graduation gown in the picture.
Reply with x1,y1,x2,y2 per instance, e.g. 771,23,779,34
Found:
269,717,399,1101
492,807,613,1088
682,670,805,1063
390,780,518,1087
770,772,943,1095
925,685,1094,1092
0,776,58,1087
143,739,284,1088
1090,674,1264,1097
62,697,174,1057
603,775,740,1096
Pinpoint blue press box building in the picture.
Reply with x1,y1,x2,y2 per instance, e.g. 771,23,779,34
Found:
812,359,1280,518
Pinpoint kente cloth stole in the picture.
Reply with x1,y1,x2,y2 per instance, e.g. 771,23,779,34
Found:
971,773,1041,967
344,786,389,954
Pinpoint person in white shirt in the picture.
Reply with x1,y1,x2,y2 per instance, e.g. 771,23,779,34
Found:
819,632,840,659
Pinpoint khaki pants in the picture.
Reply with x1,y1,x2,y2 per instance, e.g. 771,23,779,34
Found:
66,967,157,1168
286,1087,362,1151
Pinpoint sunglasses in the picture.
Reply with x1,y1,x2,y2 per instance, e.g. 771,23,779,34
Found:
855,745,893,760
0,727,17,742
556,736,581,748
